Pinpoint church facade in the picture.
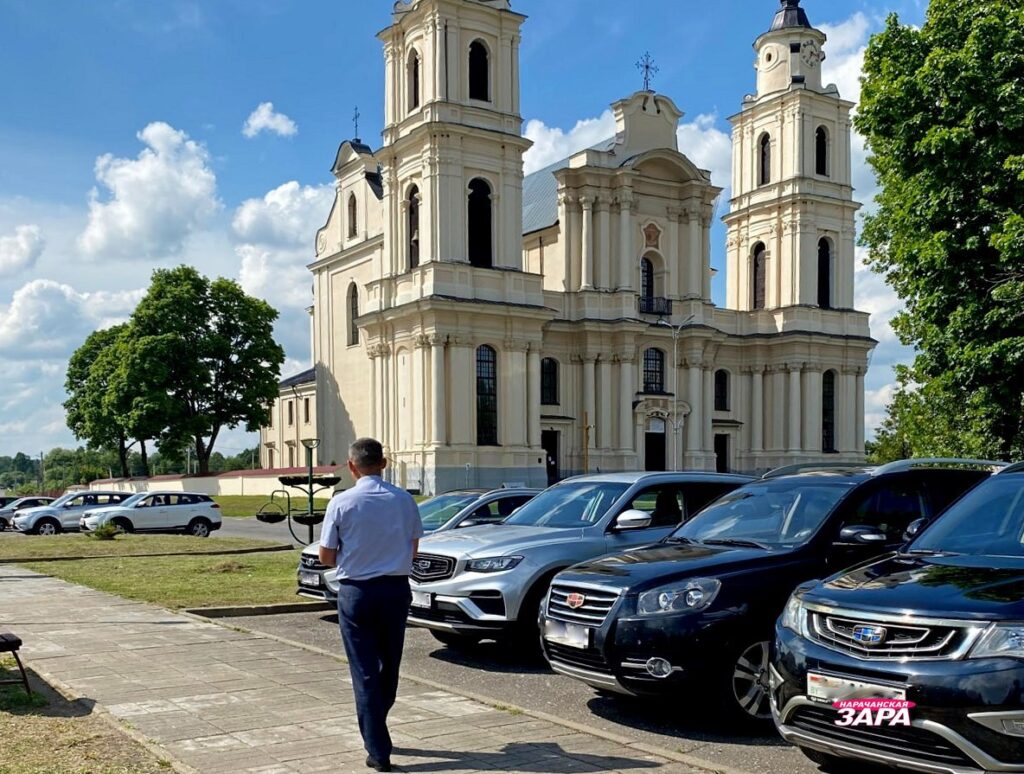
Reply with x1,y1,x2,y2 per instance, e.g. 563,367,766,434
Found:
260,0,875,493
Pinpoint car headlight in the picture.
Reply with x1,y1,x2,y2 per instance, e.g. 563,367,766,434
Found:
780,593,808,635
466,556,523,573
637,578,721,616
970,624,1024,660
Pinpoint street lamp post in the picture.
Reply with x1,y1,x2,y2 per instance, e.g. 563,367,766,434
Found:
300,438,321,545
657,313,695,471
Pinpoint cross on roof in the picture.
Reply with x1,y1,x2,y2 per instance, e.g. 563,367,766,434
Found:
353,106,361,141
636,52,659,93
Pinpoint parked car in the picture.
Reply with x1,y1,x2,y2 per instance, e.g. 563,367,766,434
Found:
79,491,222,536
772,461,1024,773
406,472,752,649
0,496,55,531
12,491,131,535
0,496,18,509
298,488,541,602
540,459,998,723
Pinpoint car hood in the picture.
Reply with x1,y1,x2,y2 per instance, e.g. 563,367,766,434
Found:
556,541,796,592
807,553,1024,620
12,506,55,519
417,524,589,559
301,542,319,557
82,506,127,518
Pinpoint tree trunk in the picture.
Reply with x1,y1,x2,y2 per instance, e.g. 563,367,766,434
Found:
117,436,130,478
139,439,150,477
195,436,210,475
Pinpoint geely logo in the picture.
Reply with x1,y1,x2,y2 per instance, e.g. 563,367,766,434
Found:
566,593,586,609
852,624,887,645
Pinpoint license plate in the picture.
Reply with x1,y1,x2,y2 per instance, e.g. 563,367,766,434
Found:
411,591,432,609
543,618,590,650
808,672,906,703
299,571,321,587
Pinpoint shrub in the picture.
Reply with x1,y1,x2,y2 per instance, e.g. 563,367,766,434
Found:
87,522,121,541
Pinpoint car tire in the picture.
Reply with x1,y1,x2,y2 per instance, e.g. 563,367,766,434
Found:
187,518,211,538
798,746,859,772
430,631,481,650
514,575,560,659
0,518,7,531
721,639,774,725
110,517,133,534
34,518,61,536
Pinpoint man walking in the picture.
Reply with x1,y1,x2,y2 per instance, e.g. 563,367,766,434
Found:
320,438,423,772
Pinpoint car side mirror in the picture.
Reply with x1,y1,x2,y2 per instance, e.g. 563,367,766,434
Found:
839,525,888,545
614,509,653,531
458,519,479,528
903,518,928,542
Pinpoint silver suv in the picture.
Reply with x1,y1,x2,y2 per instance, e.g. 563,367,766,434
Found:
407,472,752,648
13,491,130,535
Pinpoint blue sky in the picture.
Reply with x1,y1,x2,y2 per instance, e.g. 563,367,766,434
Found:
0,0,927,458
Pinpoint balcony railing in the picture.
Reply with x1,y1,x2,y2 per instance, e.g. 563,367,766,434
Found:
638,296,673,316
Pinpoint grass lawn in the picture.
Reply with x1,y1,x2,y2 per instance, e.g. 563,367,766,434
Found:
0,658,169,773
213,494,331,518
19,549,303,609
0,534,283,561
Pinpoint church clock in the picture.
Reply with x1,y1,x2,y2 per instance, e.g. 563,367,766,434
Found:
800,39,823,68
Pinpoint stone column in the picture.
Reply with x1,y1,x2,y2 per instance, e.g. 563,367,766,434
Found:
580,196,594,290
750,366,764,453
369,346,380,440
598,358,612,449
414,335,428,447
788,363,802,452
560,194,576,291
802,369,823,452
430,336,447,445
686,361,703,453
666,207,681,299
504,343,528,447
448,340,473,445
597,198,611,290
618,193,634,290
527,347,541,448
842,368,857,453
855,368,866,454
688,207,702,299
703,367,714,452
771,367,787,451
618,356,635,451
583,358,596,448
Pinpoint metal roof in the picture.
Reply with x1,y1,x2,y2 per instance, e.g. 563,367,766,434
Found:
279,367,316,389
769,0,812,32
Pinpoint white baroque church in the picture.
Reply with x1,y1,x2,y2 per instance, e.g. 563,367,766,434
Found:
259,0,875,493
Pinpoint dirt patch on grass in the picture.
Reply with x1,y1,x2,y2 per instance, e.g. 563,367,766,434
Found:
201,559,251,573
0,659,170,773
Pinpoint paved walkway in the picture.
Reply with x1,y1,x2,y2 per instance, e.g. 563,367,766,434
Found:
0,567,707,774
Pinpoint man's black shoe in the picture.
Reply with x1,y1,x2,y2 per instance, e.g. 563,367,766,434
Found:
366,755,392,772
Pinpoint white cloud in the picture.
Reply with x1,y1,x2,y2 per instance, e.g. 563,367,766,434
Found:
78,122,220,260
523,111,616,175
676,113,732,194
242,102,298,139
0,224,44,277
232,181,334,247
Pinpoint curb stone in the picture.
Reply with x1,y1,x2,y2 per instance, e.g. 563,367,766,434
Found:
182,610,752,774
185,600,333,617
0,543,293,564
17,662,200,774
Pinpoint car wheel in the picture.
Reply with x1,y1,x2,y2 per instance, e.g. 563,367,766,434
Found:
34,519,60,536
430,631,481,650
726,639,773,722
799,746,859,772
0,518,7,531
110,517,132,534
187,518,211,538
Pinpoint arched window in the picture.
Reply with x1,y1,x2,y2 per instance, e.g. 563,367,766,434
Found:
643,348,665,393
817,238,832,309
407,185,420,269
347,193,357,239
752,242,767,310
476,345,498,445
541,357,559,405
408,50,421,111
815,126,829,176
714,370,730,412
347,283,359,346
640,257,655,300
758,133,772,186
469,40,489,101
822,370,837,453
468,178,492,268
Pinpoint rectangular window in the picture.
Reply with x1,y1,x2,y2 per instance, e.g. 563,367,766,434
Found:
304,398,310,424
287,401,294,426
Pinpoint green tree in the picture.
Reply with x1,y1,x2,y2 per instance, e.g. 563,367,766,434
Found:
126,266,283,474
857,1,1024,459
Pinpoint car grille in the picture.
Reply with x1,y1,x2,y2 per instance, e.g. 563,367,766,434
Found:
807,609,974,660
545,642,612,675
411,553,456,583
546,584,620,626
789,706,974,768
300,554,327,571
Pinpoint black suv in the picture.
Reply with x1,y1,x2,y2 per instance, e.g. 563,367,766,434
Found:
540,459,998,722
773,463,1024,774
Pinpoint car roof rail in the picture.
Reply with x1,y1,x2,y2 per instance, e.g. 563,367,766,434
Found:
762,462,869,480
870,458,1008,476
996,460,1024,475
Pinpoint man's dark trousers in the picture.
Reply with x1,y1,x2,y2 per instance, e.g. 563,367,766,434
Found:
336,575,412,763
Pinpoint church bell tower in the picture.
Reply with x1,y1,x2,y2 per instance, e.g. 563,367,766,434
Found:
723,0,860,313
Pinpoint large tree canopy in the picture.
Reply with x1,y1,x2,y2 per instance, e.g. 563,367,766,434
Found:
857,0,1024,460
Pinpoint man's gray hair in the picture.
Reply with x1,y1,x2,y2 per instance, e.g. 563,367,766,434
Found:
349,437,384,469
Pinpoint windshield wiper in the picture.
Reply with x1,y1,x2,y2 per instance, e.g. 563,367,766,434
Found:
701,538,770,550
663,536,696,544
900,548,958,557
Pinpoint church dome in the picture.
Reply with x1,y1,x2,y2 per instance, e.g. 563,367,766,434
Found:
769,0,811,32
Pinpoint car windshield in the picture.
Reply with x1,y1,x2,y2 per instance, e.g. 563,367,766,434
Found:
418,494,480,530
49,493,75,507
671,478,855,548
118,493,146,507
910,473,1024,558
502,482,629,528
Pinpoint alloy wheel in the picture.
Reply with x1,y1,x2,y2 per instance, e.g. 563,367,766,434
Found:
38,522,57,536
731,640,772,720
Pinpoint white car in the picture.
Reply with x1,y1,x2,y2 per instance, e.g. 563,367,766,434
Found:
80,491,222,537
12,491,129,535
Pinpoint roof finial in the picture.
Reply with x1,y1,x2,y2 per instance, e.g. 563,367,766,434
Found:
352,106,361,142
635,52,659,93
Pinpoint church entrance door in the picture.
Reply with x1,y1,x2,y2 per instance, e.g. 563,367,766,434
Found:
644,417,666,472
541,430,560,486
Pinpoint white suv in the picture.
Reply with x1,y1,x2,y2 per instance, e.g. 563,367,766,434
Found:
80,491,222,537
